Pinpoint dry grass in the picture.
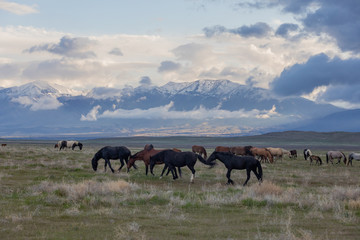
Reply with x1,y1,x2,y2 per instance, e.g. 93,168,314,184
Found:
0,142,359,239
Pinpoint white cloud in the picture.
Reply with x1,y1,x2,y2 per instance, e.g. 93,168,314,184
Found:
85,101,281,120
0,1,38,15
80,105,101,121
11,95,63,111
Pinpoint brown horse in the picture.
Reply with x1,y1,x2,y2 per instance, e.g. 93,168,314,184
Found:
250,147,274,163
309,155,322,165
192,145,207,159
229,146,253,156
127,144,181,175
215,146,231,152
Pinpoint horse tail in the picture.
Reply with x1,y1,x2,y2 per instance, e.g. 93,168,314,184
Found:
326,152,329,164
256,161,263,182
196,154,215,167
318,156,322,165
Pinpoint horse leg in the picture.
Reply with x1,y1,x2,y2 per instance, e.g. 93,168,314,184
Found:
105,159,115,173
178,167,182,178
226,169,234,185
145,164,149,176
118,159,125,172
187,166,196,183
242,169,251,186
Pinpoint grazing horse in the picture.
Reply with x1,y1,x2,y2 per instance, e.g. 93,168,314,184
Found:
309,155,322,165
207,151,262,186
250,147,273,163
192,145,207,159
230,146,254,156
1,144,6,147
326,151,347,165
127,144,180,175
91,146,132,173
215,146,231,152
56,140,83,150
304,149,312,160
289,150,297,159
348,152,360,166
149,150,215,183
266,147,285,162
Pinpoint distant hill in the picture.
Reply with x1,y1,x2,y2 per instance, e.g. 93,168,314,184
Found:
0,80,355,138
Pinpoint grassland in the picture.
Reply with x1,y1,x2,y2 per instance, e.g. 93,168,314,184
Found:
0,135,359,239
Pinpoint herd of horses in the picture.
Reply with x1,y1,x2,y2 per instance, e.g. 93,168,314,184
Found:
55,140,359,186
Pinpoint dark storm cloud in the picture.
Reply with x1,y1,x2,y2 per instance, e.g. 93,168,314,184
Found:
319,84,360,103
203,22,272,38
239,0,360,53
271,53,360,96
158,61,181,72
25,36,97,58
275,23,299,38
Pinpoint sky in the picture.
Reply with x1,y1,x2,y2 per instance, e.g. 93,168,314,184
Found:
1,0,360,109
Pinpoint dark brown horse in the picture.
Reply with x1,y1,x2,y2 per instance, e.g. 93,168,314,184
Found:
290,150,297,159
215,146,231,152
127,144,181,175
192,145,207,159
230,146,253,156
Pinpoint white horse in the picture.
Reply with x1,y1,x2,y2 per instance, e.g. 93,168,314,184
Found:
348,152,360,166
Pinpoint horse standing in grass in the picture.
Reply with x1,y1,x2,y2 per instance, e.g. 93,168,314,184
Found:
266,147,285,162
348,152,360,166
250,147,273,163
215,146,231,152
92,146,132,173
55,140,83,150
192,145,207,159
207,151,262,186
326,151,347,165
304,149,312,160
309,155,322,165
127,144,181,176
230,146,253,156
149,150,215,183
289,150,297,159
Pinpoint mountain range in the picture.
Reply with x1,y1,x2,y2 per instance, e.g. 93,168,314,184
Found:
0,80,357,138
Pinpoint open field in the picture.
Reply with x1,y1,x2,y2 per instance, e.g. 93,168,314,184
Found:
0,135,359,239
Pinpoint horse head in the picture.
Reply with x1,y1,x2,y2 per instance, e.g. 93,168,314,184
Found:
91,156,98,171
144,144,154,151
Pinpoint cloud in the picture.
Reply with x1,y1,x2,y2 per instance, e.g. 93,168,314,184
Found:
85,101,280,121
0,0,38,15
109,48,123,56
203,22,272,38
139,76,152,85
11,95,62,111
243,0,360,53
271,53,360,96
158,61,181,72
80,105,101,121
275,23,299,38
25,36,97,58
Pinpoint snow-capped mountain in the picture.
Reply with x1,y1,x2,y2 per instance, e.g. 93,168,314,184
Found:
0,79,353,138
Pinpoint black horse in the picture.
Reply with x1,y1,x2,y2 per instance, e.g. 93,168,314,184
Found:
91,146,136,173
207,151,263,186
149,150,215,183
